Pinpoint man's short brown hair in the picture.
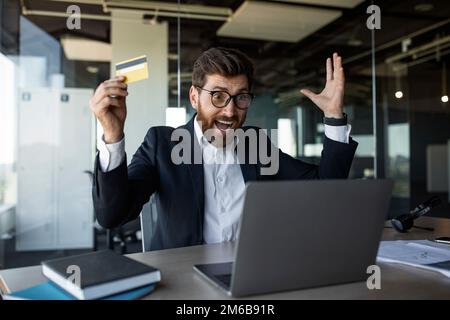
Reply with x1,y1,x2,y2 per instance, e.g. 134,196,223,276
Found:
192,47,254,90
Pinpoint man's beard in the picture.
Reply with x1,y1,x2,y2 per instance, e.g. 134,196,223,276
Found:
196,102,245,148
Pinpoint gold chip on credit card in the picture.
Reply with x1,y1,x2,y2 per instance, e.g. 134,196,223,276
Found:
115,55,148,84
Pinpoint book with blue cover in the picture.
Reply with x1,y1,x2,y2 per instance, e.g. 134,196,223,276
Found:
41,249,161,299
2,281,156,300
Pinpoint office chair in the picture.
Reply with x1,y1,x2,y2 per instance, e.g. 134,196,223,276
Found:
83,171,110,250
140,194,158,252
113,218,141,254
84,170,141,253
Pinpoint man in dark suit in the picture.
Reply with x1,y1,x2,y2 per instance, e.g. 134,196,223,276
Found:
90,47,357,250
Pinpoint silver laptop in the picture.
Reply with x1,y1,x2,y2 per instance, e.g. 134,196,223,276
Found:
194,179,393,297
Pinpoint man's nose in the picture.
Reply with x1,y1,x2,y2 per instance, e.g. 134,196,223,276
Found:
222,98,237,118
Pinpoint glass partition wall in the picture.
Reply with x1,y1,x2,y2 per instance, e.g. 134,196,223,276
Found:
177,0,377,180
1,0,449,269
375,1,450,217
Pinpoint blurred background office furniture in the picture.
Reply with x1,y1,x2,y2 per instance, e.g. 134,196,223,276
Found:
0,204,15,269
84,170,141,254
112,219,141,255
0,205,15,239
140,195,158,253
426,144,448,193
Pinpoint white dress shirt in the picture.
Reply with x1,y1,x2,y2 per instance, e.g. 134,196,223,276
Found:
97,118,351,244
193,117,246,244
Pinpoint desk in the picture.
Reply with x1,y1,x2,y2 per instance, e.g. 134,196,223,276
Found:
1,217,450,299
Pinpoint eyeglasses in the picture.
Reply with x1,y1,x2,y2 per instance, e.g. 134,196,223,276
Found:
196,86,254,110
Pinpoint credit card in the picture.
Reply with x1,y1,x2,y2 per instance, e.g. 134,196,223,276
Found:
115,55,148,84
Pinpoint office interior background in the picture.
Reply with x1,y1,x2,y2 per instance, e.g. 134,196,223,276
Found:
0,0,449,269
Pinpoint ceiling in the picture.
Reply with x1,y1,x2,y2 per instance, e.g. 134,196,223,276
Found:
6,0,450,109
217,1,342,42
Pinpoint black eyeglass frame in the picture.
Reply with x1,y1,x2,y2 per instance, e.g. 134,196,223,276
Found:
195,86,255,110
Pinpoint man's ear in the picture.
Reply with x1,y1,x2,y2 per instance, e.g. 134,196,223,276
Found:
189,85,198,110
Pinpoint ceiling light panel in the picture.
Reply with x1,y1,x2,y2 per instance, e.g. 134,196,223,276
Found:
217,1,342,43
60,36,112,62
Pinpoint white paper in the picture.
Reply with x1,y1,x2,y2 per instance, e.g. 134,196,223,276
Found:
377,240,450,277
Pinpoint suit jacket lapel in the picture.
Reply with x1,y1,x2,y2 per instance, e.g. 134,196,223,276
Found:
238,128,258,182
182,116,205,240
240,163,258,183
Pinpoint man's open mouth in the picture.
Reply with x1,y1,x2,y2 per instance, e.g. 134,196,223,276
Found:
214,120,233,133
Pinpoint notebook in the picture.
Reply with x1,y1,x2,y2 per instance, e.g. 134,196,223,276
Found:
41,250,161,300
2,281,155,300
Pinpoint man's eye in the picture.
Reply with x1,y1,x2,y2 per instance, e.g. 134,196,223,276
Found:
237,94,250,102
213,92,227,101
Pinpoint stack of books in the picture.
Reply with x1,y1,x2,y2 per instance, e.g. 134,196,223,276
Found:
3,250,161,300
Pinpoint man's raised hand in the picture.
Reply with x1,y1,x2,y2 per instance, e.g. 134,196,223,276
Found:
89,76,128,143
300,53,345,119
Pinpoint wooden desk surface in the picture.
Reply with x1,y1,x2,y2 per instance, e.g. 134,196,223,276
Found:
1,217,450,299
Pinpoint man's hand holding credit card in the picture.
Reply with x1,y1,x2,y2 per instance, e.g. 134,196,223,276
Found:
89,55,148,144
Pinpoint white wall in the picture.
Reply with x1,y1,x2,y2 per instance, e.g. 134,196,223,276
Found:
0,53,18,206
110,10,168,162
0,53,16,166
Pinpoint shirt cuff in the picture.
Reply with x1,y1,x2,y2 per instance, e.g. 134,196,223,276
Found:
97,135,125,172
324,124,351,144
